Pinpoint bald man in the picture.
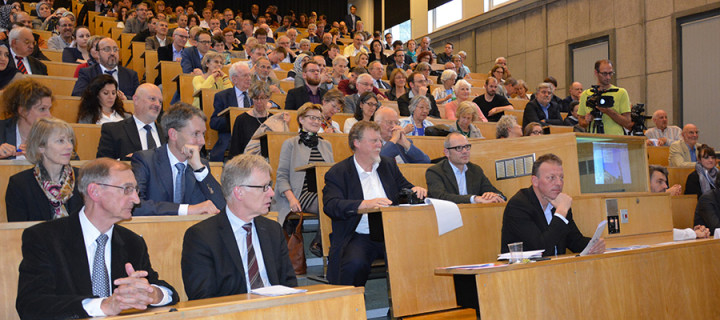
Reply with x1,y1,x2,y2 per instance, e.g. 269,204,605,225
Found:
645,110,682,146
97,84,167,160
669,124,701,167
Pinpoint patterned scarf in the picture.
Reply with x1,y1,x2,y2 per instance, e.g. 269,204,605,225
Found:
33,164,75,219
298,130,320,148
696,162,718,195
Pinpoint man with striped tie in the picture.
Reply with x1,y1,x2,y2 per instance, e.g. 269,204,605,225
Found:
181,154,297,300
8,27,47,75
16,158,178,319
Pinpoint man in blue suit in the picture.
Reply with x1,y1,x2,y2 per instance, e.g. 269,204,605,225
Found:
180,29,212,74
72,37,140,97
374,107,431,164
209,62,252,161
131,103,225,216
323,121,427,286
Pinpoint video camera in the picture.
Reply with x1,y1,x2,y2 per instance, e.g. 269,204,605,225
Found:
629,103,650,136
586,85,619,134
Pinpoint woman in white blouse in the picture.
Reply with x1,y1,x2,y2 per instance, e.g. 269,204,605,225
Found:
77,75,131,124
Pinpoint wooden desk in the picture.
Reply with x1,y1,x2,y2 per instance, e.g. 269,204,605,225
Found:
648,145,670,166
143,50,158,85
157,61,182,110
27,75,76,96
102,285,365,319
131,42,147,77
671,194,697,229
436,239,720,319
71,123,102,160
668,166,694,188
41,49,63,62
120,33,136,67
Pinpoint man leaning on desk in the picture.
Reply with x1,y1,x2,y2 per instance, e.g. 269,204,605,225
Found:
500,153,605,256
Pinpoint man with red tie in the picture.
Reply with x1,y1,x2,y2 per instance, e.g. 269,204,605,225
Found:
8,27,47,75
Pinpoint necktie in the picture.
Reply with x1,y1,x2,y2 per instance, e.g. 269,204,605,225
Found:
174,163,185,203
143,124,156,149
15,56,27,74
240,92,251,108
242,223,264,289
377,80,385,89
104,69,116,76
91,234,110,298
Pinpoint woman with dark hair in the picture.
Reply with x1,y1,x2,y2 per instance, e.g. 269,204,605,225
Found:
116,6,129,28
368,39,387,65
77,75,131,124
62,26,91,63
0,79,53,160
188,14,201,28
343,91,378,133
489,64,508,97
0,43,22,90
6,118,83,221
296,13,308,28
685,144,719,198
387,68,408,101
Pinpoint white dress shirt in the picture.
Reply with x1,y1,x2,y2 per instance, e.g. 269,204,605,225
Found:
234,86,249,108
166,145,209,215
9,47,32,75
226,207,271,292
353,156,387,234
132,116,161,150
14,125,26,160
99,64,119,84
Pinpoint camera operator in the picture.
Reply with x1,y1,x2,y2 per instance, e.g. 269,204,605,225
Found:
578,59,632,135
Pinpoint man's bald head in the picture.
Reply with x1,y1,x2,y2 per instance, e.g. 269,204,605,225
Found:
15,12,32,27
374,106,397,122
682,124,699,146
651,110,668,130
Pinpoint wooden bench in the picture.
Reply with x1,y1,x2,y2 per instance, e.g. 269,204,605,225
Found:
71,123,102,160
143,50,158,86
45,61,83,77
27,75,76,96
131,41,146,77
668,166,694,189
156,61,182,110
40,49,63,62
671,194,698,229
647,146,670,166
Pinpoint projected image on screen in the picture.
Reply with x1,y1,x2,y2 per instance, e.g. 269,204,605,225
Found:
592,142,632,185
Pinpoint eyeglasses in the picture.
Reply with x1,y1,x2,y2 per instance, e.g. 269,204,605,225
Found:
304,115,323,122
598,71,615,77
198,40,212,45
240,183,273,192
382,120,400,126
96,183,139,195
364,102,379,108
446,144,472,152
99,47,119,53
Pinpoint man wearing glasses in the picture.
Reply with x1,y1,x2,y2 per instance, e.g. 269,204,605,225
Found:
577,59,632,135
155,28,188,85
397,71,440,118
425,132,505,204
131,103,225,216
181,154,297,299
181,29,212,75
47,17,74,50
375,107,430,164
73,37,140,97
386,49,409,79
285,60,327,110
123,1,151,34
16,158,179,319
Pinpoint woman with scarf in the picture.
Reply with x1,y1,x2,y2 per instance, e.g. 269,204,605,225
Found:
6,118,83,221
273,103,334,226
0,43,22,90
685,144,719,198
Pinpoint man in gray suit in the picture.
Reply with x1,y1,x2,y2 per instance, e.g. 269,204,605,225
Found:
344,74,379,114
145,19,169,50
181,154,297,299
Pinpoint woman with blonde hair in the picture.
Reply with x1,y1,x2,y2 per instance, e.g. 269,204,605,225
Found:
191,51,232,108
449,101,484,138
6,118,83,221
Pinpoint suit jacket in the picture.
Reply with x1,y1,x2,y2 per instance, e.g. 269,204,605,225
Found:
6,167,84,222
380,139,430,164
181,212,297,300
16,213,178,319
669,140,701,168
425,159,504,204
273,136,334,224
343,14,361,32
397,92,440,118
322,156,414,284
284,85,327,110
131,145,226,216
385,63,409,79
72,64,139,97
145,36,164,50
180,46,203,74
695,188,720,233
522,99,564,128
500,186,589,256
209,87,248,159
0,117,18,159
9,55,47,75
96,116,167,160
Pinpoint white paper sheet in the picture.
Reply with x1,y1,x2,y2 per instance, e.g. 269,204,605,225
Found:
250,285,308,296
425,198,463,236
497,249,545,260
579,220,607,256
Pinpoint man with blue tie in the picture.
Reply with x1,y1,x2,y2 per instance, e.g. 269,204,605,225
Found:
72,37,140,97
181,154,297,299
131,103,226,216
209,62,252,161
16,158,178,319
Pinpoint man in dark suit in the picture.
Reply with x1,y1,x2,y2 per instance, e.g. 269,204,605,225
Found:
343,5,361,33
181,154,297,299
368,61,390,90
16,158,178,319
97,84,166,160
522,82,564,128
155,28,188,85
500,153,605,256
426,133,506,204
132,103,225,216
385,49,409,79
397,72,440,118
8,27,47,75
181,29,212,74
73,38,140,97
209,62,252,161
323,121,427,286
285,60,327,110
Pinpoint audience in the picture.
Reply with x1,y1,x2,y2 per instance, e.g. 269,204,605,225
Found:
433,69,457,104
496,114,522,139
0,43,22,90
319,88,344,133
61,26,91,63
368,61,390,90
649,165,682,196
523,122,543,136
9,27,48,75
344,91,378,133
426,132,504,204
386,68,408,101
123,0,150,33
47,17,74,50
368,39,387,65
209,62,251,161
145,19,169,50
449,102,485,138
285,60,327,110
397,71,440,118
399,95,434,136
474,77,513,122
522,82,564,128
132,102,225,216
191,51,231,108
386,49,410,79
181,29,212,74
330,55,349,86
78,75,131,124
444,80,485,121
645,110,682,146
669,124,701,167
229,82,272,157
6,118,83,221
0,78,53,160
684,144,718,198
72,37,139,98
375,107,430,164
561,81,583,113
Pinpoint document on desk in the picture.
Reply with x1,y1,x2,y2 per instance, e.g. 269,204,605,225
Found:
251,285,308,296
497,249,545,260
579,220,607,256
425,198,463,236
